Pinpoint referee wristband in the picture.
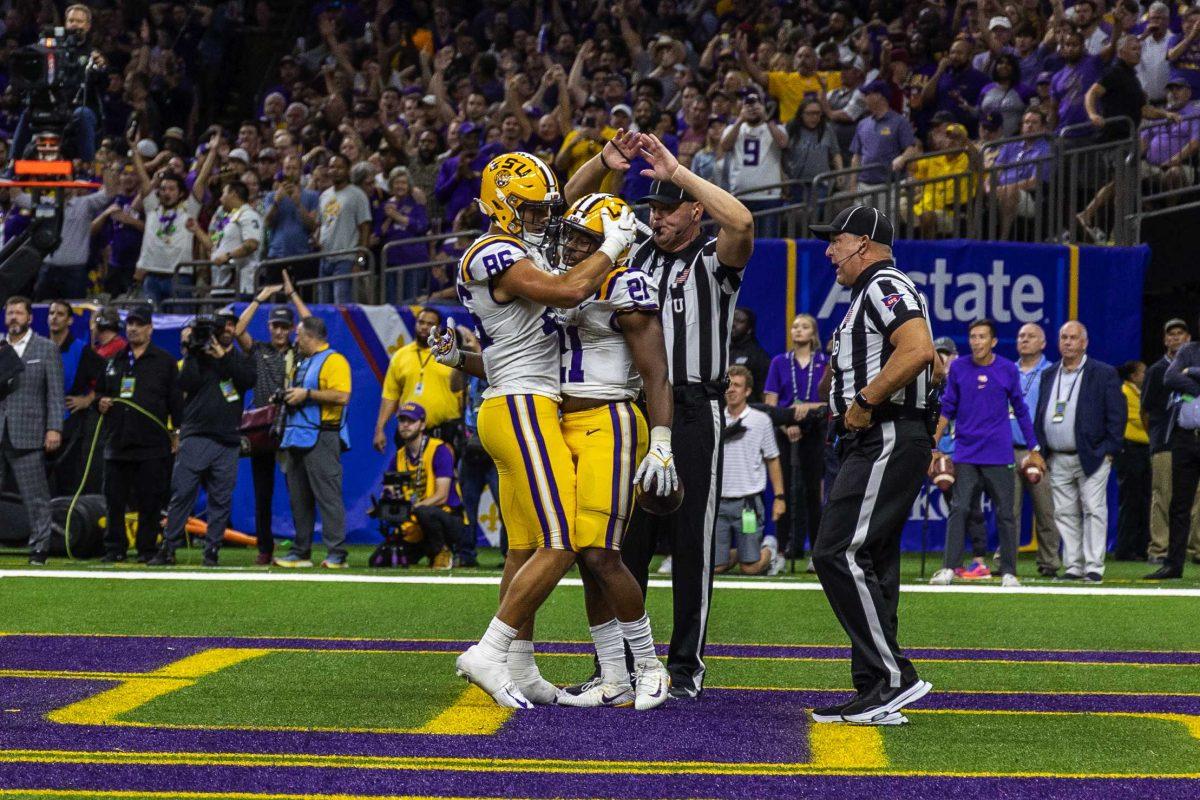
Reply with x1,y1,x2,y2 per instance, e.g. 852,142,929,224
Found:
853,391,876,410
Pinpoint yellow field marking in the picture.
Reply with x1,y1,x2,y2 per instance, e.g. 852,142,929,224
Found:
413,685,511,735
47,649,271,726
809,724,887,769
0,747,1196,780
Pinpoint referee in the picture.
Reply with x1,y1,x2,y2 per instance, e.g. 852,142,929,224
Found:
807,206,936,725
565,132,754,698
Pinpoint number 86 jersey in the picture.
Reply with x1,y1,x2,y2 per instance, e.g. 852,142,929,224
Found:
558,266,660,401
457,233,562,401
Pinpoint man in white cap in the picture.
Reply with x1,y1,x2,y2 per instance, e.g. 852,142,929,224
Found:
975,16,1017,73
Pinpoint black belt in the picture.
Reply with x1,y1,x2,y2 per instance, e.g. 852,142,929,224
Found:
871,404,927,423
1053,449,1077,454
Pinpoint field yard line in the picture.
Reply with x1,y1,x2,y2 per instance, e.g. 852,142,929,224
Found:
3,569,1200,597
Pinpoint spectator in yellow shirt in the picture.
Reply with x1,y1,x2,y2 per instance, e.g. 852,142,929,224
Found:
906,117,978,238
374,306,464,454
1114,360,1151,560
735,35,842,123
554,97,622,195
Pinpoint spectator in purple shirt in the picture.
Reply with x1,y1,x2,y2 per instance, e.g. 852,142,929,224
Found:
930,319,1045,587
849,81,918,196
433,122,501,227
990,109,1054,239
763,313,828,567
1167,6,1200,96
1015,22,1063,85
1139,73,1200,192
378,167,431,303
1049,28,1106,140
921,39,991,136
90,164,145,296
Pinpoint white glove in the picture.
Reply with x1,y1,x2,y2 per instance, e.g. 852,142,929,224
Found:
599,206,638,263
634,426,677,496
427,316,463,367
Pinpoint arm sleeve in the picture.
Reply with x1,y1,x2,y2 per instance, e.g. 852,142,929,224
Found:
229,350,257,393
167,360,184,429
897,116,916,149
177,354,202,393
606,270,659,312
763,356,784,399
353,188,372,226
319,352,352,395
44,342,64,433
434,160,458,202
760,416,780,460
864,276,925,337
460,236,532,283
238,209,263,245
940,364,960,421
381,351,406,401
1105,368,1128,455
1008,362,1039,448
1165,345,1200,395
432,443,455,479
407,203,429,236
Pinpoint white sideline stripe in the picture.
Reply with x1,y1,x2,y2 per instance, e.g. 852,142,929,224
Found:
1,569,1199,597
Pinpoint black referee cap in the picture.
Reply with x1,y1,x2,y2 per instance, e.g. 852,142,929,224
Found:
638,180,696,205
810,205,895,248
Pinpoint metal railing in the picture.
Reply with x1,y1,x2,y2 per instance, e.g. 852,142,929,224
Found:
1128,110,1200,230
169,247,377,308
379,231,480,305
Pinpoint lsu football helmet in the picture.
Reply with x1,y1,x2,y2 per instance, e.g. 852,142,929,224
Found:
477,152,562,248
559,193,633,267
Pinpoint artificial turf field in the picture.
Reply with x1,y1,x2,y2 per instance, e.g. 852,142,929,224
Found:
0,548,1198,800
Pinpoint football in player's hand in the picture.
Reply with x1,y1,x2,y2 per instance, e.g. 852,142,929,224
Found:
929,453,955,493
1021,455,1044,485
636,477,684,516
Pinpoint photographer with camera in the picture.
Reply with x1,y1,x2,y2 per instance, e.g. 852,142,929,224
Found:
234,271,311,565
0,296,63,566
275,316,352,569
388,402,463,570
9,4,108,163
97,302,182,563
149,311,255,566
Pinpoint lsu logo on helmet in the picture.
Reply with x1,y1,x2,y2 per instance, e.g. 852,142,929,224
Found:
478,152,562,248
560,193,633,266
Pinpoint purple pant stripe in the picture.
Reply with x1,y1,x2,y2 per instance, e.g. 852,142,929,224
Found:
505,394,553,548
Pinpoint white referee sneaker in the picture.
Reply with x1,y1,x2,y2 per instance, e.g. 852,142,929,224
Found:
807,205,937,726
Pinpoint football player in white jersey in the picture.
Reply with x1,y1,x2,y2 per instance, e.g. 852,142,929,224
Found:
446,150,641,709
551,193,678,710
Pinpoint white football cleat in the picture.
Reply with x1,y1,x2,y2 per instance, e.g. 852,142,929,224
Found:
1001,573,1022,587
515,673,560,705
633,659,670,711
928,568,954,586
455,645,533,709
848,711,909,726
556,679,635,708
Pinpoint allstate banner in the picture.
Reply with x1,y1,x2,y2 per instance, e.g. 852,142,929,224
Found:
740,238,1149,550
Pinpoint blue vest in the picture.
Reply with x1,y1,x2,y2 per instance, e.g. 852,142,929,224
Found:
280,348,350,450
61,336,87,420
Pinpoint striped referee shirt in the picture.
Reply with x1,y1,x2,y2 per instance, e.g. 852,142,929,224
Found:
829,259,932,417
628,234,742,386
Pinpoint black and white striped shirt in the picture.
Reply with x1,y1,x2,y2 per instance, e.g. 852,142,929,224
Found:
629,234,742,386
829,260,932,416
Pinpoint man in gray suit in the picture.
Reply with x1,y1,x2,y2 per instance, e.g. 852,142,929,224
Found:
0,296,64,564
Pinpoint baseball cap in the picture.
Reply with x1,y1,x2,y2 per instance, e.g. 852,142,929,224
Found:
397,402,426,421
125,302,154,325
809,205,895,248
930,110,957,127
458,121,481,137
420,94,438,107
861,79,890,96
1166,71,1190,88
611,103,633,118
215,309,239,326
94,306,123,332
163,127,185,141
268,306,295,326
740,89,763,103
1164,318,1189,334
638,179,696,205
933,336,958,355
988,16,1012,30
1036,71,1053,85
228,147,251,163
258,147,278,160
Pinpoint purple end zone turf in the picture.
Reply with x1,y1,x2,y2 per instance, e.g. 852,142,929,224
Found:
0,762,1195,800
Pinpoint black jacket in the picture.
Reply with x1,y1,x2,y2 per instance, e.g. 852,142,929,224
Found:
100,344,183,461
178,347,256,446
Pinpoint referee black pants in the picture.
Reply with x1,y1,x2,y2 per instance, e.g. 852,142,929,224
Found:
813,419,929,694
622,382,724,696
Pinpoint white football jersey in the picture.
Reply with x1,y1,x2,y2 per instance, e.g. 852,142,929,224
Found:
559,266,659,401
457,232,561,401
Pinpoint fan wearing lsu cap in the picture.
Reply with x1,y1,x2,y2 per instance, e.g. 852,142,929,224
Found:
447,151,640,709
551,193,677,710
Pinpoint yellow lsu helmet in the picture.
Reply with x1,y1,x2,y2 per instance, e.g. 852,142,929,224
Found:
560,193,633,265
477,152,562,247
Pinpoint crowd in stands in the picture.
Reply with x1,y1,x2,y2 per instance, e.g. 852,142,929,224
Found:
1,0,1199,310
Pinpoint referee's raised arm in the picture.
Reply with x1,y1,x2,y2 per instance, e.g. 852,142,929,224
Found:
636,133,754,269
